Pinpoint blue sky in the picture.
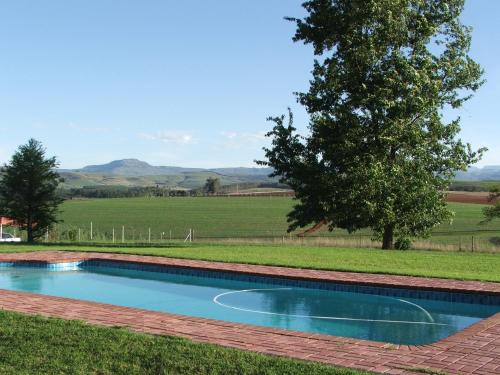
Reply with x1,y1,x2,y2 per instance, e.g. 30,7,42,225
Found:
0,0,498,169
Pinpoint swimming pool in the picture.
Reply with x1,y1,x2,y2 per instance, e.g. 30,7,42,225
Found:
0,260,498,345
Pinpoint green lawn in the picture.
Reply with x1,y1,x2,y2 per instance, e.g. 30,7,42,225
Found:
1,243,499,282
0,310,364,375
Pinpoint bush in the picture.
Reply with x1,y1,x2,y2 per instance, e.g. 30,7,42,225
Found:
395,238,412,250
62,228,78,242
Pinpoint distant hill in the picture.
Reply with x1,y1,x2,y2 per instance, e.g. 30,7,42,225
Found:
71,159,204,176
58,171,276,190
57,159,275,189
56,159,499,190
454,165,500,181
61,158,272,177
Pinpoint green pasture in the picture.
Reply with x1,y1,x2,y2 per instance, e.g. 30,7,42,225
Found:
4,196,498,249
48,197,498,246
58,197,295,239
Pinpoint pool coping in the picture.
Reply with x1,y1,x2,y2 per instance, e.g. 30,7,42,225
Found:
0,251,498,375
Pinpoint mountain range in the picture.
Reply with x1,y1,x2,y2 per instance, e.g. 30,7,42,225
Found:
454,166,500,181
58,159,275,189
61,159,273,177
57,159,500,190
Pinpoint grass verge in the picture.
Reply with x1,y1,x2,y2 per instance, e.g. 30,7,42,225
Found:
0,310,366,375
1,243,499,282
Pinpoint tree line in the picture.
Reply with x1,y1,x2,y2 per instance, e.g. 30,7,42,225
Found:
59,186,190,199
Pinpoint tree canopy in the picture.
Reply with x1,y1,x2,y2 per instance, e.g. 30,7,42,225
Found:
204,177,221,195
0,139,63,242
259,0,485,249
483,187,500,223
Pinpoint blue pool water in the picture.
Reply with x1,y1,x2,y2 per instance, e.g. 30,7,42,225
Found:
0,260,498,345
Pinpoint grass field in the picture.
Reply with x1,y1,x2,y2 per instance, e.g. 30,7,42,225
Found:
38,197,499,250
1,243,499,282
0,310,363,375
59,196,294,239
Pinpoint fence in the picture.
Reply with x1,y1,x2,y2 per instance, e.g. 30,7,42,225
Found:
5,223,499,252
43,224,196,244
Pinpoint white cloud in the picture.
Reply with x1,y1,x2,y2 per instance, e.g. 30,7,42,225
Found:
219,131,268,149
221,131,267,141
140,131,196,145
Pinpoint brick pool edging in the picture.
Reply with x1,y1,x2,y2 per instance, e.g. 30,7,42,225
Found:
0,251,498,375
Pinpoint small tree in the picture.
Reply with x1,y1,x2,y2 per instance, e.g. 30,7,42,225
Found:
483,187,500,223
203,177,221,195
0,139,63,242
259,0,485,249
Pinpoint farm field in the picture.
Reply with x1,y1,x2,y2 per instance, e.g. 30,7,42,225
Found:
446,191,492,204
58,196,294,239
5,197,492,250
39,197,500,250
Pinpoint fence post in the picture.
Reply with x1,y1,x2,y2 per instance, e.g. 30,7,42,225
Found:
78,228,81,242
148,228,151,243
122,226,125,243
471,236,474,252
184,229,192,243
46,227,49,242
90,222,93,241
112,228,115,243
169,230,172,241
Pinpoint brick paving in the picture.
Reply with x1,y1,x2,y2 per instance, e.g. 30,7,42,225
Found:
0,251,498,375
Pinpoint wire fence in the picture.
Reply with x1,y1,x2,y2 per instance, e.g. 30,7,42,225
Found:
4,223,498,252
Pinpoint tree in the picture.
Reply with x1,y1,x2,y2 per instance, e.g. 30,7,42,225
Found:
258,0,485,249
0,139,63,242
483,187,500,223
204,177,221,195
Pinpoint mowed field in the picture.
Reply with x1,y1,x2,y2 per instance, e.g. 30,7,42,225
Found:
59,197,294,239
54,197,500,250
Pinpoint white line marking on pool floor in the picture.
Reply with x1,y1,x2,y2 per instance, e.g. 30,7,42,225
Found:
212,288,447,326
397,298,435,323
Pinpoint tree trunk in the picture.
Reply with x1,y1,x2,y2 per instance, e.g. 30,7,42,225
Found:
27,226,33,243
382,224,394,249
27,215,34,243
